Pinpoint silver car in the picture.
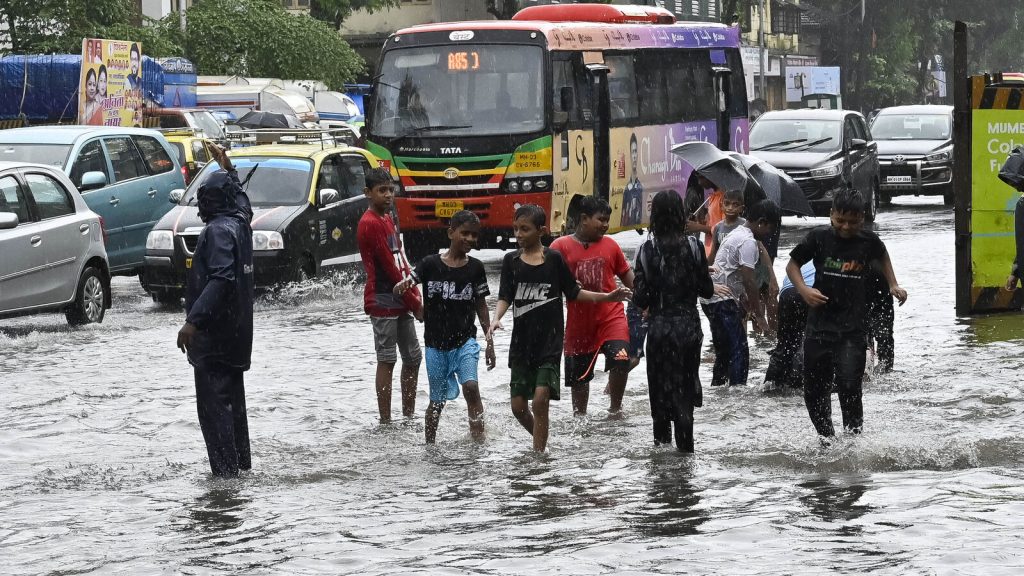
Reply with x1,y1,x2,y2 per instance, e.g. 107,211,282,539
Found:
0,162,111,324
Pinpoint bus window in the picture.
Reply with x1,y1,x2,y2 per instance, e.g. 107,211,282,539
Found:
635,50,670,125
552,53,592,128
726,48,749,118
665,51,717,123
605,54,639,125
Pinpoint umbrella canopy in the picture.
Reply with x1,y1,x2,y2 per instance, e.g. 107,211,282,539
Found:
236,110,304,129
729,153,814,216
671,141,766,209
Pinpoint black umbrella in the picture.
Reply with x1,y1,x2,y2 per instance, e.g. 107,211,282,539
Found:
729,153,814,216
236,110,304,129
671,141,766,209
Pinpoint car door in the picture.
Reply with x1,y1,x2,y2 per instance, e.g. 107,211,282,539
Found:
22,170,89,305
852,115,879,191
0,173,49,312
844,116,871,196
99,136,151,271
131,134,184,225
316,153,370,266
71,138,124,262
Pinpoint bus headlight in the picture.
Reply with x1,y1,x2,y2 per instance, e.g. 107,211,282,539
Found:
146,230,173,250
507,180,519,193
534,180,548,189
522,180,533,192
253,231,285,251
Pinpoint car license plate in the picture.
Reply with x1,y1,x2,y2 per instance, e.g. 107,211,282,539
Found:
185,258,192,269
887,176,912,183
435,200,463,218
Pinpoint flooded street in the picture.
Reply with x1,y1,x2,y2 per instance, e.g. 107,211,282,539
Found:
2,197,1023,575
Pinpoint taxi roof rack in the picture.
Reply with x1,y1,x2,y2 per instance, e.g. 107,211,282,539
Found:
225,126,358,149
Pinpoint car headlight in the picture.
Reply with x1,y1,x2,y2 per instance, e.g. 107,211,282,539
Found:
810,161,843,179
146,230,173,250
926,148,952,162
252,230,284,251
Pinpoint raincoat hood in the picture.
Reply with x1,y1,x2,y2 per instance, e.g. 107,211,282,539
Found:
197,169,253,223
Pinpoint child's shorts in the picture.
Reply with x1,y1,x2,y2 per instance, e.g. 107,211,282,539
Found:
425,338,480,403
564,340,631,387
627,302,649,359
370,314,422,364
510,362,560,401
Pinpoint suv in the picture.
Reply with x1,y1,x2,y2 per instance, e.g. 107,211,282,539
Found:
750,109,881,221
0,162,111,324
142,143,378,303
144,107,226,143
0,126,187,275
869,105,954,205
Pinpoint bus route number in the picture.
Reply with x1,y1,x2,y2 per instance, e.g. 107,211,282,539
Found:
448,51,480,72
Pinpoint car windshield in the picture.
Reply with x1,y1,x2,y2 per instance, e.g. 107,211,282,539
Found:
750,119,842,152
871,114,950,140
170,142,186,165
187,111,225,139
182,157,313,207
370,44,545,137
0,143,73,168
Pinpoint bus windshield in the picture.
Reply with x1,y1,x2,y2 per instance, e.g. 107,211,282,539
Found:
370,44,545,138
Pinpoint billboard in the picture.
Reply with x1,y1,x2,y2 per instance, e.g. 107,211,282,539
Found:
786,66,841,103
79,38,144,126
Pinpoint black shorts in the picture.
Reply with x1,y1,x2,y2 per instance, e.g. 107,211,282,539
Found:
564,340,631,387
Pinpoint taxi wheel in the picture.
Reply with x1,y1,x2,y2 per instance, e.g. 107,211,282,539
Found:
152,290,183,306
291,256,314,283
66,266,109,325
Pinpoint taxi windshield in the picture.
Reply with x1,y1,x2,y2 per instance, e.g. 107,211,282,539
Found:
183,157,313,207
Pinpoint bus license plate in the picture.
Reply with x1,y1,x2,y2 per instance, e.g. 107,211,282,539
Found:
185,258,192,269
887,176,912,183
435,200,463,218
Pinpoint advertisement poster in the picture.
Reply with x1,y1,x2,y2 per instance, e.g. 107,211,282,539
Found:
785,66,841,103
79,38,144,126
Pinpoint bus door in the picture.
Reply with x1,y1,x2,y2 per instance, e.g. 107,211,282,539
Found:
551,52,605,234
713,65,733,151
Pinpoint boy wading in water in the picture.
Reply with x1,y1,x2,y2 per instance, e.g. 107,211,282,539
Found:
786,189,907,441
357,168,422,424
488,205,631,452
550,197,634,417
394,211,495,443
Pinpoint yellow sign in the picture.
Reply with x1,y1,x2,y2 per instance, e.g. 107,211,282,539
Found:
435,200,463,218
971,108,1024,287
332,227,342,241
79,38,144,126
185,258,192,269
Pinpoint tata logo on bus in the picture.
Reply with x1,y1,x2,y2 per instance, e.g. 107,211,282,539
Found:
449,31,474,41
443,167,460,180
440,147,463,154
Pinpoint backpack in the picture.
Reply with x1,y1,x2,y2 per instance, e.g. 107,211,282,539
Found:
999,146,1024,192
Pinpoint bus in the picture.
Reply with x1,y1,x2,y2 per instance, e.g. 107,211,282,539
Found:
365,3,748,261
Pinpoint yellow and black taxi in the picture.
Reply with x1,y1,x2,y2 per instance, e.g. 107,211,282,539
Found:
162,130,220,185
141,143,378,303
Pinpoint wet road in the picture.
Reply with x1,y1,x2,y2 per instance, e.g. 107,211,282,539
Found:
2,197,1023,574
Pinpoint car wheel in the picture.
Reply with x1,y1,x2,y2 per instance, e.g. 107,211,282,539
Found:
864,182,880,223
292,256,314,283
66,266,108,325
152,290,183,306
879,191,892,205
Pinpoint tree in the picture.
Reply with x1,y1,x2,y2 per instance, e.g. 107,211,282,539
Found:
309,0,402,31
0,0,142,55
185,0,364,89
485,0,521,20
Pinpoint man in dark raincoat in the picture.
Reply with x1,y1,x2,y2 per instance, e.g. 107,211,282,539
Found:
177,146,255,477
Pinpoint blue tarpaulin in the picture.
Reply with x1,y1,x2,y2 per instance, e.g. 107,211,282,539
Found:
0,54,166,122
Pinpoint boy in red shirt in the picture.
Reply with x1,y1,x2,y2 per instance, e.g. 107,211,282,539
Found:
551,196,634,416
357,168,423,424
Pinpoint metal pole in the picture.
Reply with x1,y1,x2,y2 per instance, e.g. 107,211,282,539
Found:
179,0,186,33
953,21,971,316
758,0,767,102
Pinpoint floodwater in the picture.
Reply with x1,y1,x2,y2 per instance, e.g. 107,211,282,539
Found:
2,197,1022,575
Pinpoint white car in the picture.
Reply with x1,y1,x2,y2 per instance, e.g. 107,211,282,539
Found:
0,162,111,324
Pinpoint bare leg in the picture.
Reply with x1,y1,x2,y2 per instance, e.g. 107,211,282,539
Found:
375,361,395,423
462,381,485,441
511,396,534,435
532,386,551,452
425,401,444,444
400,362,419,418
571,383,590,416
606,368,628,415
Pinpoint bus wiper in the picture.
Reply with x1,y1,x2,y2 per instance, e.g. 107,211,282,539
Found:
751,138,806,151
784,137,833,151
412,124,472,132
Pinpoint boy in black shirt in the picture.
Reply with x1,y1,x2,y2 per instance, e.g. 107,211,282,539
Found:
395,211,495,443
786,189,907,441
488,205,631,452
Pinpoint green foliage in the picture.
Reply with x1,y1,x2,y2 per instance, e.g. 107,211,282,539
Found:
185,0,364,89
0,0,138,55
309,0,402,31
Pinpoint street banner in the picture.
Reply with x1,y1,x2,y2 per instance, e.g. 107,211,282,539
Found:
785,66,840,103
79,38,144,126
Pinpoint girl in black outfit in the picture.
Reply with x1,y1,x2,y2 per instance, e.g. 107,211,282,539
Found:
633,190,715,452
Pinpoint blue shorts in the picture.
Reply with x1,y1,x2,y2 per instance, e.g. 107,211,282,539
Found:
425,338,481,403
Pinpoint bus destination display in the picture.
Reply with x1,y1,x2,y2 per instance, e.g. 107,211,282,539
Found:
447,51,480,72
